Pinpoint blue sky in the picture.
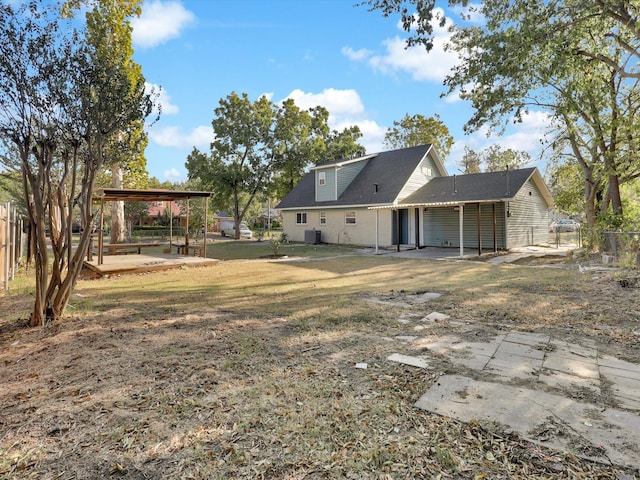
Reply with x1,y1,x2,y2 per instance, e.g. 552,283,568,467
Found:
131,1,550,183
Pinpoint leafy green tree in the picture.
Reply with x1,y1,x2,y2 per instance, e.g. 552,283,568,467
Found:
270,101,329,200
366,0,640,233
459,146,481,174
188,93,364,237
546,162,584,218
322,125,365,163
0,2,156,325
270,103,365,196
148,177,174,189
481,145,531,172
66,0,150,244
186,93,277,239
460,145,530,173
384,113,453,159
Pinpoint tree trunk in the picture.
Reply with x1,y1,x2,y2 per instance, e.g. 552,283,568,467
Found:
607,174,623,216
110,166,126,243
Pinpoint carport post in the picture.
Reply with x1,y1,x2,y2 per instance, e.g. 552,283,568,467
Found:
477,203,482,256
203,197,208,257
98,197,105,265
395,208,400,252
459,203,464,257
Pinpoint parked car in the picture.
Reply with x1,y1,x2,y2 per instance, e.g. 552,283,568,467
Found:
220,220,252,239
550,219,580,233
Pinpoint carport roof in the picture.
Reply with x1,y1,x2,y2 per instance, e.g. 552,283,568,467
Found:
371,167,554,209
93,188,211,202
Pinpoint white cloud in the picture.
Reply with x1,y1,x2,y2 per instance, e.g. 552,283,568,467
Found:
341,46,373,62
287,88,365,121
163,167,183,181
344,7,460,84
148,125,213,149
284,88,386,153
447,110,553,173
132,1,195,49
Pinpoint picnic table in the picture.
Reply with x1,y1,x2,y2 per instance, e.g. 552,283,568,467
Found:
173,242,203,256
101,242,161,255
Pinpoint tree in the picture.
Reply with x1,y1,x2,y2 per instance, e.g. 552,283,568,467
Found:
270,103,365,197
187,93,365,237
270,101,329,200
66,0,150,244
384,113,453,159
459,146,481,174
459,145,530,173
322,125,365,163
365,0,640,232
546,162,585,218
481,145,531,172
186,93,278,239
0,2,156,325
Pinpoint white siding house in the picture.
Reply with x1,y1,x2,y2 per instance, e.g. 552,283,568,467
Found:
277,145,554,252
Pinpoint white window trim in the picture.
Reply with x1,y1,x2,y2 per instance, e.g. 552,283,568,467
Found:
296,212,308,225
318,171,326,186
320,211,326,225
345,211,356,225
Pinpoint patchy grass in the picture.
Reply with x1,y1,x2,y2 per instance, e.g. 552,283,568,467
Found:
1,252,639,479
201,239,364,260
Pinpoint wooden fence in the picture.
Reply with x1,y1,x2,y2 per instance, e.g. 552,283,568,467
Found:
1,202,25,291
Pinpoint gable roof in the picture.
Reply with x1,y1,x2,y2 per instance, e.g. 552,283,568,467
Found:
394,167,554,208
277,144,444,209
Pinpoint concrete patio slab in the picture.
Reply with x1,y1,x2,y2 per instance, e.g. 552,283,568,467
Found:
599,355,640,375
387,353,430,369
503,331,550,346
538,371,601,395
543,353,600,379
495,340,546,360
415,374,640,469
485,356,542,379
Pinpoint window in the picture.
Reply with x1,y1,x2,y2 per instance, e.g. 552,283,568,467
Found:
296,212,307,225
320,212,326,225
345,211,356,224
318,171,326,186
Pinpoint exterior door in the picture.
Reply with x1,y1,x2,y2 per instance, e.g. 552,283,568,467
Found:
392,209,410,245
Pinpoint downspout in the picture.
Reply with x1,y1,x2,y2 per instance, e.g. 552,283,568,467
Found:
375,209,379,255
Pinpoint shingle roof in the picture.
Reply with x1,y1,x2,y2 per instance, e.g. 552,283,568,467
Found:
277,144,436,209
398,167,546,206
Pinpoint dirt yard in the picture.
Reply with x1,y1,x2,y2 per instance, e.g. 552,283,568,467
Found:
1,251,639,479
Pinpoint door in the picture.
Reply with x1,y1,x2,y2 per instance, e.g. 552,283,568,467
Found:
392,209,410,245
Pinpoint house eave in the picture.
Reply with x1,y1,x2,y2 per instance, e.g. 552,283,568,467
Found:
310,154,376,170
280,202,392,211
369,198,512,210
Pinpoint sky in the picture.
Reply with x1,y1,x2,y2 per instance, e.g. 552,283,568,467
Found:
130,0,551,183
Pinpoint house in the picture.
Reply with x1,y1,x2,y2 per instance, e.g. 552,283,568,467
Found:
276,144,554,253
139,200,185,227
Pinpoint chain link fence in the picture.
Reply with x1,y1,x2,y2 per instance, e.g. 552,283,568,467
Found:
602,231,640,268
